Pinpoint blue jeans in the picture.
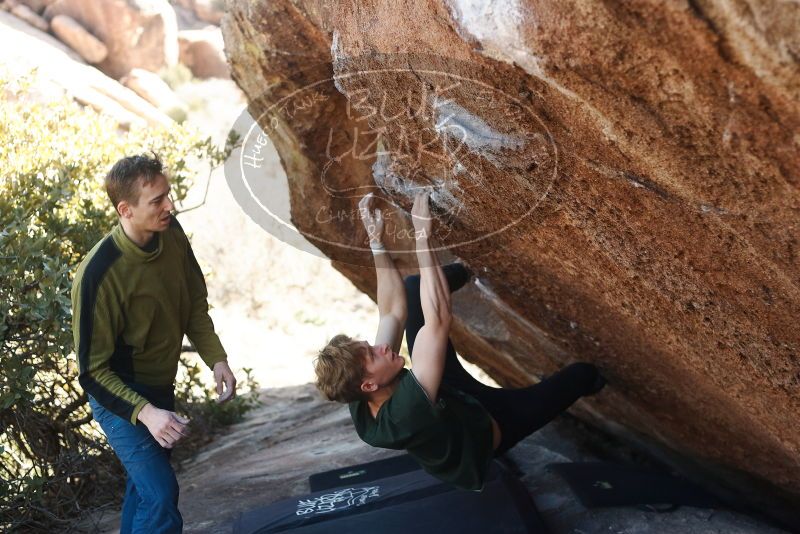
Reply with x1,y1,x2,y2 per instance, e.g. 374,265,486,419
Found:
89,396,183,533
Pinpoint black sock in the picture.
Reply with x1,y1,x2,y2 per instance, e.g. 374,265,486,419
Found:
442,263,471,293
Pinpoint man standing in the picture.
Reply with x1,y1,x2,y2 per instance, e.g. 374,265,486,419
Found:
71,154,237,533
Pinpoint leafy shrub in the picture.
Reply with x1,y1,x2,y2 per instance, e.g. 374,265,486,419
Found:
173,357,262,464
159,63,194,91
0,73,251,532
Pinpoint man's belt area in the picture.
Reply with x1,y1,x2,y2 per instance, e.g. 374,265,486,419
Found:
125,381,176,412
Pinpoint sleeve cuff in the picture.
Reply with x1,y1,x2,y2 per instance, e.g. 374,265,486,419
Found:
202,353,227,370
130,399,149,425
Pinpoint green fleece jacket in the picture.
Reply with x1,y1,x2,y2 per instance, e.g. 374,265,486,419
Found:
71,216,227,424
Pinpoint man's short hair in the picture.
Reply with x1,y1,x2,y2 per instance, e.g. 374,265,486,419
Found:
314,334,367,403
105,153,164,211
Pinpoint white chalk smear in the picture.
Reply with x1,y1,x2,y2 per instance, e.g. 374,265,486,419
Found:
372,139,465,212
434,98,526,167
372,145,421,199
446,0,620,143
330,30,347,95
447,0,545,77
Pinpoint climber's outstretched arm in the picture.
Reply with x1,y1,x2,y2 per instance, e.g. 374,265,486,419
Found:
359,193,407,353
408,192,451,402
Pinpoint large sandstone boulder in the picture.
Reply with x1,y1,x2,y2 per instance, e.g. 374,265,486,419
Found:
221,0,800,526
43,0,179,79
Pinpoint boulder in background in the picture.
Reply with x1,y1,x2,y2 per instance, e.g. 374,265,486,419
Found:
10,3,48,30
0,9,172,128
17,0,56,13
44,0,179,79
178,26,228,79
171,0,222,25
50,14,107,63
121,67,188,120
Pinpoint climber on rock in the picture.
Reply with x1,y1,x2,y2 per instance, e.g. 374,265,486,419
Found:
313,191,606,491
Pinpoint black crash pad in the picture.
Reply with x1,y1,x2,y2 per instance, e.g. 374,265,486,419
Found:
309,454,419,492
549,462,722,510
234,456,548,533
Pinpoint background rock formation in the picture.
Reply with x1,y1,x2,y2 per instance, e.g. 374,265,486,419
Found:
221,0,800,522
1,0,234,122
0,10,173,128
43,0,179,78
178,26,230,79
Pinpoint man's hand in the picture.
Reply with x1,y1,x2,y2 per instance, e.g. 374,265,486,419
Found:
213,360,237,403
137,403,189,449
411,191,432,239
359,193,384,245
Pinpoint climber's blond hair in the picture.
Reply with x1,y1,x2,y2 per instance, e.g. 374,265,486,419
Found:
314,334,367,403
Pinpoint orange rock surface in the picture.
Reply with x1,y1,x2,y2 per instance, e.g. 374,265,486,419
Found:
222,0,800,516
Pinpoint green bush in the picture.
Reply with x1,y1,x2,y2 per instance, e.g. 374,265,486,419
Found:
173,358,262,464
158,63,194,91
0,73,252,532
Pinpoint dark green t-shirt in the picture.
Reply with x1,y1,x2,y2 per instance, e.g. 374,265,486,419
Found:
349,368,494,491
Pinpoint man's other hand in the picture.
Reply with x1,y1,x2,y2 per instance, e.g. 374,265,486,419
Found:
213,360,237,403
137,403,190,449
